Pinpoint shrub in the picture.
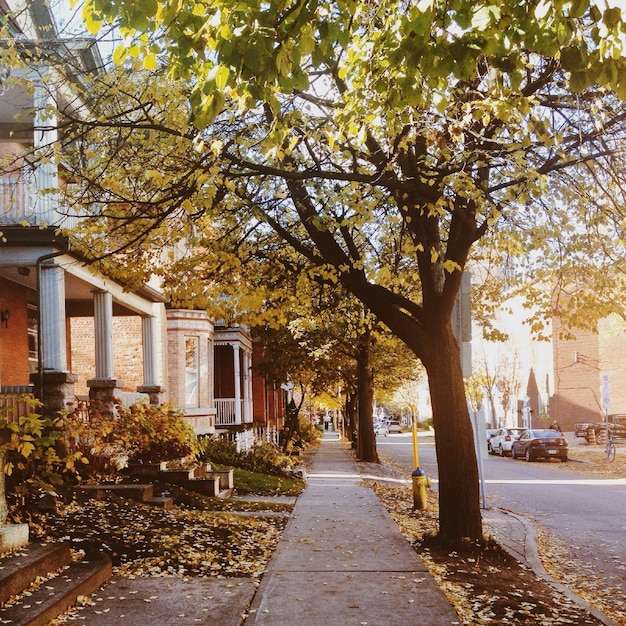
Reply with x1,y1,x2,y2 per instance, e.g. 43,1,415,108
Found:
62,401,200,476
115,402,200,464
198,436,295,476
1,401,88,499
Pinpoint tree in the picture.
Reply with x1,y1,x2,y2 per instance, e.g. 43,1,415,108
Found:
19,0,626,542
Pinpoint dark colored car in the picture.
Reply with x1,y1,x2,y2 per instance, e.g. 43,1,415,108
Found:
511,429,568,462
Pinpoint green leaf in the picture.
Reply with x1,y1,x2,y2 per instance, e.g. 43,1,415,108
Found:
472,6,500,31
560,45,588,71
569,69,591,92
215,65,230,90
603,7,622,29
568,0,589,19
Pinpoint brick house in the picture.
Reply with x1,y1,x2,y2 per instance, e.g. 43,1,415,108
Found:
0,0,283,444
472,287,626,434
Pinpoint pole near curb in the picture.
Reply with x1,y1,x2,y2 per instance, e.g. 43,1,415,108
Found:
411,414,430,509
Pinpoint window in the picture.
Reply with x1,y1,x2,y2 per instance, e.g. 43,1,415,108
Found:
27,304,38,372
185,336,199,407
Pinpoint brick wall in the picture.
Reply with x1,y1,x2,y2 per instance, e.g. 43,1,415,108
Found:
0,277,32,386
552,318,602,431
166,310,214,408
69,316,144,396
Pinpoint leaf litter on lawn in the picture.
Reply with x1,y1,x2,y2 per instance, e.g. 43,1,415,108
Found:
30,488,290,578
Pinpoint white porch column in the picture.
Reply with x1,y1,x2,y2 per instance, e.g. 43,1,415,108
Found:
141,316,158,386
34,262,78,416
40,264,66,372
243,349,253,423
93,290,114,379
233,343,241,424
137,315,166,405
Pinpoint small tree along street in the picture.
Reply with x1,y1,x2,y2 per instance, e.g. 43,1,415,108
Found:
34,0,626,542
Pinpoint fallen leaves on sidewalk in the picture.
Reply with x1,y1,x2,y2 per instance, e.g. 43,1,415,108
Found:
370,483,609,625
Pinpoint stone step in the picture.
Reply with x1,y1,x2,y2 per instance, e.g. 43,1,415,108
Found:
144,495,175,509
0,548,111,626
178,476,221,497
78,483,155,502
0,542,71,605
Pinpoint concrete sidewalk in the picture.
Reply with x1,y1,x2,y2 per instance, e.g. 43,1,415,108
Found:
243,432,460,625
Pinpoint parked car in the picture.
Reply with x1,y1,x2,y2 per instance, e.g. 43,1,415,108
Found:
375,421,389,436
486,429,497,447
387,420,402,433
488,427,526,456
574,422,589,438
510,429,568,462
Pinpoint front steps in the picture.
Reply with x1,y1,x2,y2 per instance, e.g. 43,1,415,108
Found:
77,482,176,508
0,541,112,626
77,466,235,506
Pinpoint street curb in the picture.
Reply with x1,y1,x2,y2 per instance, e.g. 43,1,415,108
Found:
494,509,621,626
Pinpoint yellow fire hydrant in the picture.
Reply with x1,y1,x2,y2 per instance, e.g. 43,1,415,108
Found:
412,467,431,510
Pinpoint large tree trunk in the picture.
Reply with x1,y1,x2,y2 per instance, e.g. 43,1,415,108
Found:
423,324,482,542
356,327,378,463
345,392,357,447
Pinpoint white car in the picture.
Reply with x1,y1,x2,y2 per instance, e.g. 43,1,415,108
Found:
375,421,389,436
488,427,526,456
387,420,402,434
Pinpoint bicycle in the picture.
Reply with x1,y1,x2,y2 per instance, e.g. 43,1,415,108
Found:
605,433,616,462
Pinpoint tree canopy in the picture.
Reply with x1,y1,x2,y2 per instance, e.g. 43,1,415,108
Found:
24,0,626,541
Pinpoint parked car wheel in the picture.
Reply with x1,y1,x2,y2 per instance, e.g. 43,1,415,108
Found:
525,448,533,462
498,444,505,457
511,447,517,459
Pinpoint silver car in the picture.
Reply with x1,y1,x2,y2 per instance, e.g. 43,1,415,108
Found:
488,427,526,456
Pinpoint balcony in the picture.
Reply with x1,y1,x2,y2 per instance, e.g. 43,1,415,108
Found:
0,177,83,229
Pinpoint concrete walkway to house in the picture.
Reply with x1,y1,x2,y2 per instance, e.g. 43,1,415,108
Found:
243,431,460,625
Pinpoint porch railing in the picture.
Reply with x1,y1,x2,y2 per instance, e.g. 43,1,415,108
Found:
0,387,37,423
215,399,239,426
215,398,255,426
0,177,85,229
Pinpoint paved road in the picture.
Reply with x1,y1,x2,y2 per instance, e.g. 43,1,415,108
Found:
376,431,626,601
